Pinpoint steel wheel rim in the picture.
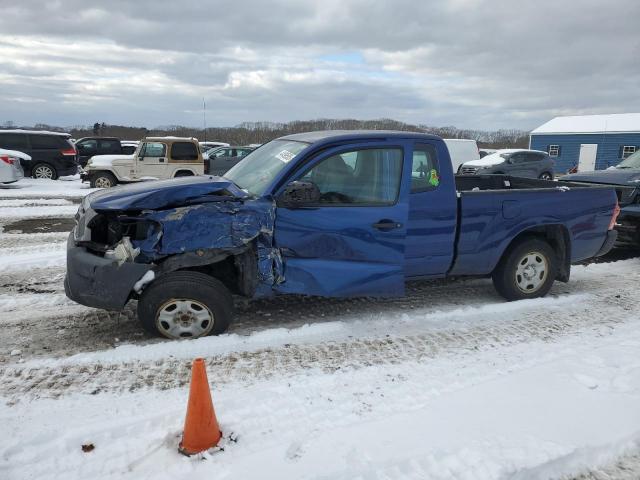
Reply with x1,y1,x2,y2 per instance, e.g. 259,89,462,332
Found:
515,251,548,293
156,299,214,339
34,165,53,179
94,177,113,188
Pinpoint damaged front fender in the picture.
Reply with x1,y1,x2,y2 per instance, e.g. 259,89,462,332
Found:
129,197,283,295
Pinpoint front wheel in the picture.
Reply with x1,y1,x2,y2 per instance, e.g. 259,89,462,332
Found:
32,163,58,180
137,271,233,339
90,172,117,188
492,238,557,301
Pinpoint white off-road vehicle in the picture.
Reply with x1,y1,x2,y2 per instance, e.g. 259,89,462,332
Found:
81,137,204,188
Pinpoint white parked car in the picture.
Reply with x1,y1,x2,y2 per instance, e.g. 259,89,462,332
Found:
199,141,230,154
443,139,480,173
0,148,27,184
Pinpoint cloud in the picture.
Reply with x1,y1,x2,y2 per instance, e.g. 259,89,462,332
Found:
0,0,638,130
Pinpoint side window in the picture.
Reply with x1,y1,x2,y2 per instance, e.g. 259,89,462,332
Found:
99,139,120,152
29,135,66,149
411,144,440,192
171,142,198,161
0,133,29,150
510,153,526,164
141,142,166,157
301,148,403,205
78,139,98,154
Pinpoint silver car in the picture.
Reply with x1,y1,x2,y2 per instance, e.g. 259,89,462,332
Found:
0,148,27,184
459,149,555,180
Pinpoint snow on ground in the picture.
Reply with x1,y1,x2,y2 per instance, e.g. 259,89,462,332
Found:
1,178,640,479
0,177,97,199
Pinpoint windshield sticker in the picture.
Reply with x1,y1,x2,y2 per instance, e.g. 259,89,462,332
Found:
275,150,296,163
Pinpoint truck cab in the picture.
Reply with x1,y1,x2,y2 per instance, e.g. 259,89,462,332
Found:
81,137,204,188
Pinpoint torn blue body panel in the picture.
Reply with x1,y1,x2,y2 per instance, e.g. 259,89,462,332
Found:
87,177,282,297
129,198,280,296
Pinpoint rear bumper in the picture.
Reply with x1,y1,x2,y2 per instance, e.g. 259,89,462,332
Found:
595,230,618,257
64,232,152,310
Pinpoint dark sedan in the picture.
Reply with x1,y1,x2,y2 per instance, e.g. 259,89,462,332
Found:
204,146,255,175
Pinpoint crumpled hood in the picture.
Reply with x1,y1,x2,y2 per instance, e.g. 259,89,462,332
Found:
88,176,250,211
561,169,640,186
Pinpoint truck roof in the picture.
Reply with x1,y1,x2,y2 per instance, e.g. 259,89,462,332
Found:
144,136,198,142
280,130,441,144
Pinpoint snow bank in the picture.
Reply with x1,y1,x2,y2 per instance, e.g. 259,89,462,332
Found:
0,178,98,198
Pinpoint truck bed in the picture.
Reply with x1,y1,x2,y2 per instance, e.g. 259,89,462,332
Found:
449,175,617,276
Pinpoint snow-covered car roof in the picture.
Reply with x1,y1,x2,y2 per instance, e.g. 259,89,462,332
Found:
0,147,32,161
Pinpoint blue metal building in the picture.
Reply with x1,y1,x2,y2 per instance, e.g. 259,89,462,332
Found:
529,113,640,173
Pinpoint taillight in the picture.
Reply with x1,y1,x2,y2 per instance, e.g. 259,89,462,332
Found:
609,201,621,230
0,155,10,165
61,148,77,156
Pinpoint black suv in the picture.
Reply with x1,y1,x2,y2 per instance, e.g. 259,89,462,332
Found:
75,137,126,167
0,130,78,179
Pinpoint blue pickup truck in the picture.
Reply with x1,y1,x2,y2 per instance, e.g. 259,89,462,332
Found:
65,131,619,339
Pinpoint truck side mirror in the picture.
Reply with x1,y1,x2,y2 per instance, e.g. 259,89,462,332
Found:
277,181,321,208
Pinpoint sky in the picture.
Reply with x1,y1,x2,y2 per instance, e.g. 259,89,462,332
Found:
0,0,638,131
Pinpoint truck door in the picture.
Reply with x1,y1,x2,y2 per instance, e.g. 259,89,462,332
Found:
136,141,168,179
274,142,410,297
404,142,457,277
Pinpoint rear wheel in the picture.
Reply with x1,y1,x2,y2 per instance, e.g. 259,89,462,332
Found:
492,238,557,301
90,172,117,188
32,163,57,180
539,172,553,181
137,271,233,339
174,170,194,177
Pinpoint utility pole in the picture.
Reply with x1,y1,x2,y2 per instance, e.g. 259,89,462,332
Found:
203,98,207,142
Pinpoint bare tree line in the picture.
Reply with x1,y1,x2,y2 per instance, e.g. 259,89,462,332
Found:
1,119,530,148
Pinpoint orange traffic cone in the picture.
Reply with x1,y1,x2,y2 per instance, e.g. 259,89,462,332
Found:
178,358,222,456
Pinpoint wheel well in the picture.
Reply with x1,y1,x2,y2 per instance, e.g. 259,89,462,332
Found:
155,244,258,297
498,225,571,282
174,170,195,177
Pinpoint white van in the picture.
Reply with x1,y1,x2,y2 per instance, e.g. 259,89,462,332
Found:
443,139,480,173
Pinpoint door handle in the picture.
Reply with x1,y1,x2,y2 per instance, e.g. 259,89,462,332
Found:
372,220,402,231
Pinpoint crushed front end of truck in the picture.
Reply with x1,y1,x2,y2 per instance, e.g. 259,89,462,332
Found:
64,177,283,311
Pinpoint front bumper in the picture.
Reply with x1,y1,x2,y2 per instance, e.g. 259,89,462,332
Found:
64,232,152,310
595,230,618,257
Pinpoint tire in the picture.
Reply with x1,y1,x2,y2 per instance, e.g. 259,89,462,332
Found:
90,172,117,188
137,271,233,339
492,237,557,301
32,163,58,180
539,172,554,181
174,171,194,177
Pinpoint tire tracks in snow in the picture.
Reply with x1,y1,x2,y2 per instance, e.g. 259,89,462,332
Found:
0,283,634,400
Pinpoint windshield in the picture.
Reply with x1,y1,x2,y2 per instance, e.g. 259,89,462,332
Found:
224,139,309,195
616,150,640,169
